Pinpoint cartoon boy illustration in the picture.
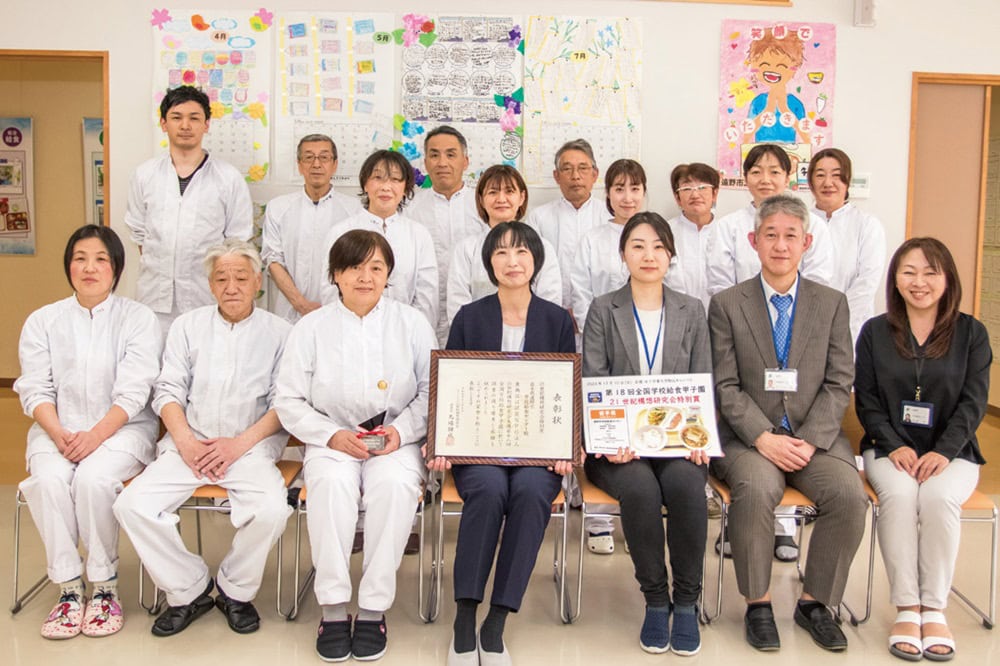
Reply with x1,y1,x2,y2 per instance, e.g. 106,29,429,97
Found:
744,27,810,146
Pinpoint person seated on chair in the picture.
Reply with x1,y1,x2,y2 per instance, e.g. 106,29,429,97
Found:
114,239,293,637
14,224,161,640
428,222,575,666
708,194,867,652
855,237,991,662
581,212,711,655
275,230,435,662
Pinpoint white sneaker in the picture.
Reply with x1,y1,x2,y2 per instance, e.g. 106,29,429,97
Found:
587,532,614,555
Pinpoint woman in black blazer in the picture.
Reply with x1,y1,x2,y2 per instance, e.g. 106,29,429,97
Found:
582,212,712,656
430,222,574,666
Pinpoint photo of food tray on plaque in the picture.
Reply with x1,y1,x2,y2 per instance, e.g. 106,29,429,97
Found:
581,373,722,458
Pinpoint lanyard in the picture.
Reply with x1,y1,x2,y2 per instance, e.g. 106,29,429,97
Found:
908,332,926,401
632,298,665,373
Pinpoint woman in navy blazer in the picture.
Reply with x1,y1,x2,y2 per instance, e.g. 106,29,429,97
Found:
431,222,574,666
582,212,712,656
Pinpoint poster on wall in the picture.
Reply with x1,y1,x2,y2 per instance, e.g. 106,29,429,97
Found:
150,8,274,182
522,16,642,187
0,117,35,255
717,19,836,189
397,13,525,187
271,12,396,184
82,118,104,226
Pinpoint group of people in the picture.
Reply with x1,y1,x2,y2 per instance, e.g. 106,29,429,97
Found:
13,84,989,666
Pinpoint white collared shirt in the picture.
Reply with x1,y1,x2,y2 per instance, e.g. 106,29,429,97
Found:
124,153,252,314
446,227,563,324
407,185,484,342
319,210,439,328
813,202,886,344
154,305,291,460
261,188,363,322
667,213,714,312
274,297,436,458
526,195,608,307
14,294,162,463
705,203,834,296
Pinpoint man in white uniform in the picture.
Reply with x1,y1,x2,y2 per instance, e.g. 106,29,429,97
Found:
262,134,362,322
124,86,253,334
114,240,292,637
526,139,607,313
407,126,483,344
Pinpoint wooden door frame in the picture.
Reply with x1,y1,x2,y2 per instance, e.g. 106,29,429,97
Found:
0,49,110,226
907,72,1000,316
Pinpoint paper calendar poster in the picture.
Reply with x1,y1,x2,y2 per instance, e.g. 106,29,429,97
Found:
397,13,525,187
0,117,35,255
717,20,836,189
522,16,642,187
150,8,274,181
271,13,396,184
82,118,104,226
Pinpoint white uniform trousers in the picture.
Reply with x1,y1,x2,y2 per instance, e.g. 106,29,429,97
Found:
305,444,425,612
21,444,144,584
114,447,292,606
864,450,980,608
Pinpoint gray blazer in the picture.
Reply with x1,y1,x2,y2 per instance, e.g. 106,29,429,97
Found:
708,275,855,469
583,284,712,377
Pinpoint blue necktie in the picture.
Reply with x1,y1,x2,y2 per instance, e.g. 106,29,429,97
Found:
770,294,793,431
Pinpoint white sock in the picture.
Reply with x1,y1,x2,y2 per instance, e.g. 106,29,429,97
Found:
357,608,383,622
322,603,349,622
59,577,85,600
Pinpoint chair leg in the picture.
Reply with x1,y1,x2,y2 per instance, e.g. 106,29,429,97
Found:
701,499,726,624
418,499,436,623
842,503,878,626
10,490,49,615
137,561,165,615
555,501,575,624
950,507,998,629
433,473,446,624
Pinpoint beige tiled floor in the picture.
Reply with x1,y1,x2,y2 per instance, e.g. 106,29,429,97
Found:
2,495,999,665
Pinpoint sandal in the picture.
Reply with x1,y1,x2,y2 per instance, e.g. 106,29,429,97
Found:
920,611,955,661
888,610,922,661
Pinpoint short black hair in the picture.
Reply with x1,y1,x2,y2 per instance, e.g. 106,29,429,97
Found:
159,86,211,120
481,222,545,288
358,150,415,212
424,125,468,154
618,212,676,258
743,143,791,177
604,159,647,216
328,229,395,284
63,224,126,291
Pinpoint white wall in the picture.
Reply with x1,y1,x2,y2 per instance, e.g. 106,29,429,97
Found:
5,0,1000,304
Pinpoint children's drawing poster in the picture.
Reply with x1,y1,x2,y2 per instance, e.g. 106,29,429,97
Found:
717,20,836,189
272,13,396,184
150,8,273,182
522,16,642,187
82,118,104,226
397,14,525,186
0,117,35,255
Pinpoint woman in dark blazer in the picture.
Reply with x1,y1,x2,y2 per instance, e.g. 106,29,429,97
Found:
582,212,711,656
431,222,574,666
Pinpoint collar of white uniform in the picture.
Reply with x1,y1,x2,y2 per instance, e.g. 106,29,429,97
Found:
214,304,258,329
361,210,401,227
819,201,853,221
72,292,114,316
430,183,468,202
559,194,596,212
679,212,715,229
300,186,335,205
334,295,386,322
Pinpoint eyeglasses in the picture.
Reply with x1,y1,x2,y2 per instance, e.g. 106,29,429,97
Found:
558,164,595,176
676,184,714,194
299,153,335,164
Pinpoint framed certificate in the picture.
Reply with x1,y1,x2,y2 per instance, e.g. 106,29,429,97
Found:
426,350,583,466
582,373,722,458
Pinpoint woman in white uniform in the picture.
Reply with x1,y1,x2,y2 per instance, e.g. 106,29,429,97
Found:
447,165,562,323
808,148,886,344
15,224,161,639
276,230,435,662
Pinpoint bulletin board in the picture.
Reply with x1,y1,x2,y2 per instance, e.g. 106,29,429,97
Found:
0,117,35,255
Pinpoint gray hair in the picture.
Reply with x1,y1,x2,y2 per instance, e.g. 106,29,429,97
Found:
203,238,263,277
296,133,337,161
754,194,811,233
554,138,597,170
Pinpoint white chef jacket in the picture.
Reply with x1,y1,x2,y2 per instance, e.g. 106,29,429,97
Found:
14,294,162,464
814,202,887,343
446,228,563,324
319,210,439,329
705,203,835,297
154,305,291,460
526,195,608,308
407,185,485,342
274,297,435,457
124,153,252,314
667,213,714,312
261,188,363,322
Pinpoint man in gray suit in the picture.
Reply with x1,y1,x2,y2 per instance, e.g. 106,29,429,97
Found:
708,194,867,652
